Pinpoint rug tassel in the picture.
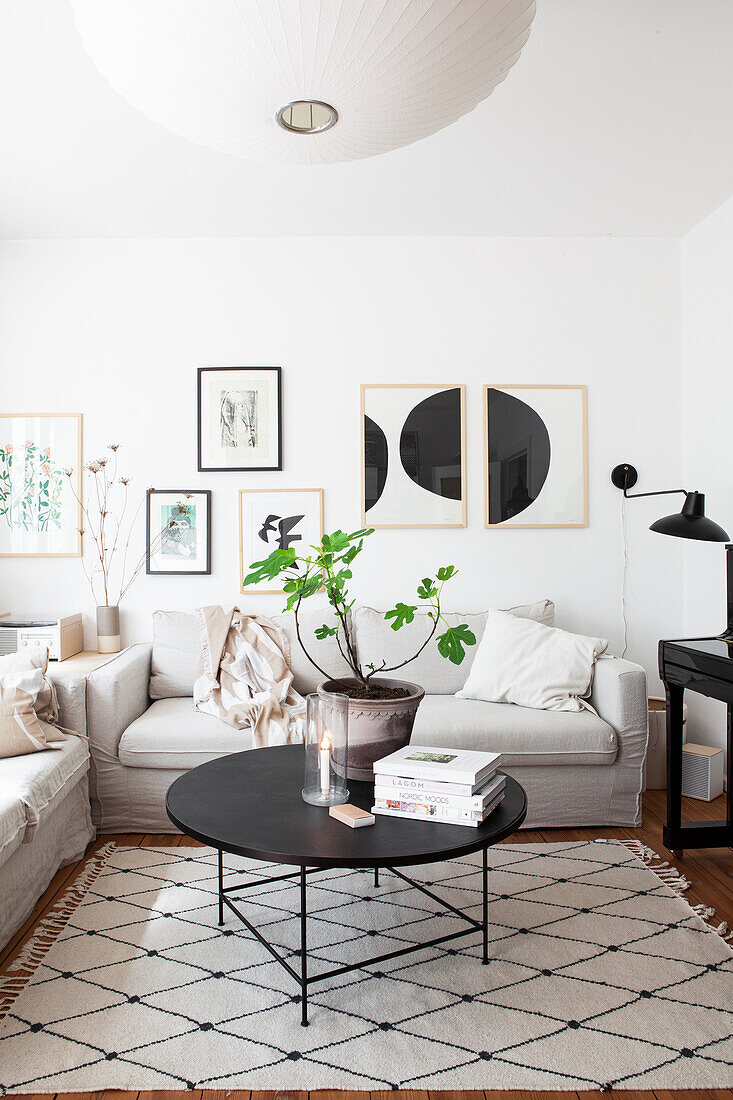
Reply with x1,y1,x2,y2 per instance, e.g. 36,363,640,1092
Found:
0,840,117,1013
601,837,732,941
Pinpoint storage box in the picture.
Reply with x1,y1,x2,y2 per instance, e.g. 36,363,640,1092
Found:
646,696,687,789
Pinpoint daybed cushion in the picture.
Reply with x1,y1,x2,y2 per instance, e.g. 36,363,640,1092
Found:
119,697,255,769
0,788,27,864
411,695,618,766
351,601,555,695
0,736,90,837
149,607,353,701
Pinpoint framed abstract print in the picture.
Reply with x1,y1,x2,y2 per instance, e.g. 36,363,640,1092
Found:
484,385,588,528
361,384,466,528
0,413,82,557
239,488,323,594
198,367,282,472
146,489,212,575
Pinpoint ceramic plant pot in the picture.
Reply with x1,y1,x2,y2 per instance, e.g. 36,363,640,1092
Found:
96,604,121,654
318,678,425,782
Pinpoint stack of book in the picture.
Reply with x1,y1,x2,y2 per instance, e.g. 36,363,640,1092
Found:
371,746,505,827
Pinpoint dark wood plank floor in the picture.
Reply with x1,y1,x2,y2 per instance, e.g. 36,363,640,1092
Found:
2,790,731,1100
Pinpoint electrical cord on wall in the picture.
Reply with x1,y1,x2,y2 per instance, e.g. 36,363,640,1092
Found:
620,490,629,658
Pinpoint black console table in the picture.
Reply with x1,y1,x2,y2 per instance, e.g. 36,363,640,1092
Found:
659,637,733,854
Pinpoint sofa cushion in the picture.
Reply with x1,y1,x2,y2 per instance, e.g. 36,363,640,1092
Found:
149,607,354,700
0,736,90,838
119,697,255,769
351,601,555,695
149,610,200,700
0,787,27,864
411,695,617,766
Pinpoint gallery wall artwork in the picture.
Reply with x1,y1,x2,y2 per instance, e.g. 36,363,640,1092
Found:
0,413,82,557
198,367,282,472
146,489,212,575
239,488,323,593
484,385,587,528
361,384,466,528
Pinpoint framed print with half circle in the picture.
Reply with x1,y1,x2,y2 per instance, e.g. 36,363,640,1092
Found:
361,384,466,528
484,385,587,529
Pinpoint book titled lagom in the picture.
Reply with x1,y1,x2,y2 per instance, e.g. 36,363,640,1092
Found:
374,772,506,813
373,745,502,788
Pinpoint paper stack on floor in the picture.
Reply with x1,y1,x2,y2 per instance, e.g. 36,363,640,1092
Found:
371,745,505,827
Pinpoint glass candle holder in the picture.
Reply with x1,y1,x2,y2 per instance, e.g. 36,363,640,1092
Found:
302,692,349,806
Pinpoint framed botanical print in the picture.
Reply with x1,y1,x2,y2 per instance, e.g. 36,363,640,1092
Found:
146,489,212,575
0,413,82,556
239,488,323,593
361,384,466,528
198,366,282,472
484,384,588,528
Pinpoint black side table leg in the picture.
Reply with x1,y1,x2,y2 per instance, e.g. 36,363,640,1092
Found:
218,849,224,926
482,845,489,965
374,867,380,888
300,867,308,1026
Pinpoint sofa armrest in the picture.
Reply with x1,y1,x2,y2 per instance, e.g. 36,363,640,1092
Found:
46,666,89,736
590,656,647,738
86,644,152,762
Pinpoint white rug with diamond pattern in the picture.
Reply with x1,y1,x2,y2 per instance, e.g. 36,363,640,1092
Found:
1,840,732,1093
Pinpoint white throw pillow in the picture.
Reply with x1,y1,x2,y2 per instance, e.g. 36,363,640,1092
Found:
457,609,608,712
351,600,555,696
0,647,58,724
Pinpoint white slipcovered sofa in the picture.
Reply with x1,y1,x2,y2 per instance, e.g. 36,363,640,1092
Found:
85,603,648,833
0,669,94,951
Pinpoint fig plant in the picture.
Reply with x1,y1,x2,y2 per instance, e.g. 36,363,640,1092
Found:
243,527,476,697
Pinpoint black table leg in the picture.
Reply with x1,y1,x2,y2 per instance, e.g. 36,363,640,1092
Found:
300,867,308,1027
218,848,224,926
482,845,489,964
374,867,380,888
663,682,685,854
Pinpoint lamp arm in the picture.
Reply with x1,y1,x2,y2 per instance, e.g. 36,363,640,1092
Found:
622,487,687,501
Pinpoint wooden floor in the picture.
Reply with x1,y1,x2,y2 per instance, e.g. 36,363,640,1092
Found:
1,789,731,1100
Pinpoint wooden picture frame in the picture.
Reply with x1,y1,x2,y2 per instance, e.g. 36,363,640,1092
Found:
198,366,282,472
0,413,83,557
239,488,324,594
361,384,466,529
146,489,212,575
484,384,588,529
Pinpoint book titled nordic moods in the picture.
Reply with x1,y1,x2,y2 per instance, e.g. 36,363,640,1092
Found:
372,791,505,828
374,772,506,814
373,745,502,789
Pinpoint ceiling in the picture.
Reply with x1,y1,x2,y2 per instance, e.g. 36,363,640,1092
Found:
1,0,733,239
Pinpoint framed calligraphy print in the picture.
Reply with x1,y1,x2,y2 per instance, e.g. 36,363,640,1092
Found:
238,488,324,594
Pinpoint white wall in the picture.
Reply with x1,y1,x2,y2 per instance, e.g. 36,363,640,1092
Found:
0,237,683,690
681,196,733,752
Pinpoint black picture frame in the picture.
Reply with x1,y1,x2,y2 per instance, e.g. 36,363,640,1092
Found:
146,489,212,575
197,366,282,472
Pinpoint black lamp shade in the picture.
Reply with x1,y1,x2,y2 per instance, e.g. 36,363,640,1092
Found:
650,491,730,542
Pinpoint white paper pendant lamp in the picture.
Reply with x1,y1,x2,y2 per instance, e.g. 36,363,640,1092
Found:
70,0,536,164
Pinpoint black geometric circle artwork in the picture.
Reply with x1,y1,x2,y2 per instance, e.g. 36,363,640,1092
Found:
486,388,551,524
400,388,462,500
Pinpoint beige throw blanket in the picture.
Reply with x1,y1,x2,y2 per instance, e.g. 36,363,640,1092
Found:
193,606,305,746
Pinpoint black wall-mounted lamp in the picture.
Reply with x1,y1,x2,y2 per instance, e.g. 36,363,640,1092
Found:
611,463,732,641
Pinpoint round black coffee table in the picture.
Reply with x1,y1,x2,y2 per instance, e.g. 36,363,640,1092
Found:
166,744,527,1025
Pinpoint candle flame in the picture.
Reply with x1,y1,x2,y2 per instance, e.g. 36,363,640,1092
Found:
320,731,332,751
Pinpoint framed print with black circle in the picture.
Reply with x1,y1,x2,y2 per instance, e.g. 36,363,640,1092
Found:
198,367,282,472
361,384,466,528
146,489,212,575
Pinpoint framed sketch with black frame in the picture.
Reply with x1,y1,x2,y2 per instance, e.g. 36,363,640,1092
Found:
198,366,282,472
146,489,212,575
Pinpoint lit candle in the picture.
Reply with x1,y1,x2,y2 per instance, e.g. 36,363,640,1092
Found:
320,730,332,794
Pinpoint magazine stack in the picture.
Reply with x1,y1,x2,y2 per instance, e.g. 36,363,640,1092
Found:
371,746,505,828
